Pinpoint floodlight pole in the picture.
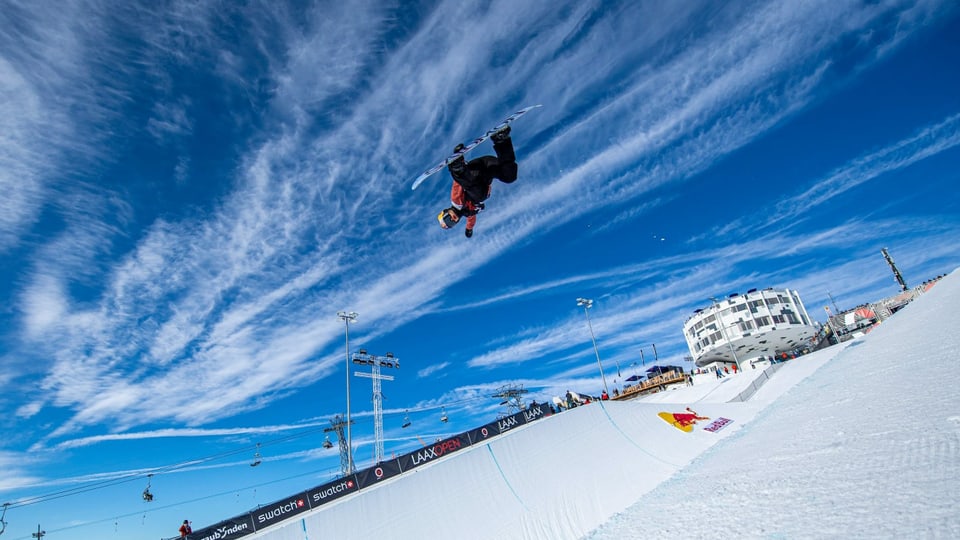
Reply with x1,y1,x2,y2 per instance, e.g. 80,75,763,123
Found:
337,311,358,474
576,297,608,395
353,350,399,465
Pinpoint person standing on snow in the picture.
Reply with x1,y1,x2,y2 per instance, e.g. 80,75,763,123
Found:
437,125,518,238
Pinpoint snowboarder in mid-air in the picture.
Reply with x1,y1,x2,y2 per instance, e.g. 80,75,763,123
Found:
437,125,517,238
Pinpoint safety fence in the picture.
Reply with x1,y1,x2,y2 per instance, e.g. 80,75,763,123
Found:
727,362,785,403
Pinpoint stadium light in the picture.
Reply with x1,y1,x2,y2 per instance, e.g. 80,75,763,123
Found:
576,297,609,395
337,310,358,474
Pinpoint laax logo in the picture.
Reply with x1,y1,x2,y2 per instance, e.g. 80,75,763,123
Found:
374,467,384,479
412,438,463,466
312,479,355,503
256,498,306,524
497,416,519,432
523,407,544,422
198,522,250,540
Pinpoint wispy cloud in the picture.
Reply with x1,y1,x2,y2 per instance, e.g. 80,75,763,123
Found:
3,0,955,452
417,362,450,379
51,421,330,451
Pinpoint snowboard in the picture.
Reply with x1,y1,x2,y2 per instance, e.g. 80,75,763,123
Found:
410,104,542,190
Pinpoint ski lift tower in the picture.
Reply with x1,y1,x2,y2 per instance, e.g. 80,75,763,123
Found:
352,349,400,465
491,383,529,415
323,415,353,477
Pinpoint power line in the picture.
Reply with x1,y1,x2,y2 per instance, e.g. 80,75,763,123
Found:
6,395,491,510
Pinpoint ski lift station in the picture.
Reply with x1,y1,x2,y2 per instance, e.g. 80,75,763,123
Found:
683,288,818,368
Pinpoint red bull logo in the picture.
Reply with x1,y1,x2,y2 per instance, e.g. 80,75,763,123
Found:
658,408,710,432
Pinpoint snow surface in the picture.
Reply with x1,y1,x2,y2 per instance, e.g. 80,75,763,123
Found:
242,270,958,540
588,272,960,539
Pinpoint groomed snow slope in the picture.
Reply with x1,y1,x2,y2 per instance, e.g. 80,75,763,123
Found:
588,270,960,539
246,270,957,540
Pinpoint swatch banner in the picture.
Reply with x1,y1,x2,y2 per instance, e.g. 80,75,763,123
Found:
355,458,402,489
251,493,311,531
307,475,359,508
190,514,255,540
397,433,472,472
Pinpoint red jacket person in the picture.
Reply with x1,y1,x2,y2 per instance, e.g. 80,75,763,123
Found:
437,126,517,238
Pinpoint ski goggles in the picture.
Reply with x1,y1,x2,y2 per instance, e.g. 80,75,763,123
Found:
438,208,459,229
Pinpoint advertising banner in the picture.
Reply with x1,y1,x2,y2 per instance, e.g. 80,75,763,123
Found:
397,433,471,472
355,458,402,489
490,410,526,435
190,514,255,540
189,403,553,539
521,403,551,423
250,492,311,531
703,417,734,433
307,475,359,508
466,423,496,445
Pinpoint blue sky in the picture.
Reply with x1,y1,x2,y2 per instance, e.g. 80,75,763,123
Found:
1,0,958,538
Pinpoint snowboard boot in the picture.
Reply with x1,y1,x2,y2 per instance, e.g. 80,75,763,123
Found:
465,227,474,238
491,126,516,183
448,143,467,178
491,125,511,144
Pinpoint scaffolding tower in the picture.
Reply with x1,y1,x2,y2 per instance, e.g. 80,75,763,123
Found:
491,383,529,415
353,350,400,465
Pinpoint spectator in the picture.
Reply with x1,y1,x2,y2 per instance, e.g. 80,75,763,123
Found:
723,366,730,374
179,520,192,539
601,390,609,400
716,367,724,379
732,363,738,374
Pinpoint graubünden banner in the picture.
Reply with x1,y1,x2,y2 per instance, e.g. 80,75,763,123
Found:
189,514,255,540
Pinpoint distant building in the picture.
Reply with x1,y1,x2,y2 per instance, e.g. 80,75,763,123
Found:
683,288,818,368
827,276,945,339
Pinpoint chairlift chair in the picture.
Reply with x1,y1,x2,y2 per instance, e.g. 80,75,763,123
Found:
250,443,262,467
142,474,154,502
440,407,448,423
401,411,412,429
322,435,334,449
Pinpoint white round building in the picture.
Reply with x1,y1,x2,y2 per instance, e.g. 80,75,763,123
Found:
683,288,818,368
